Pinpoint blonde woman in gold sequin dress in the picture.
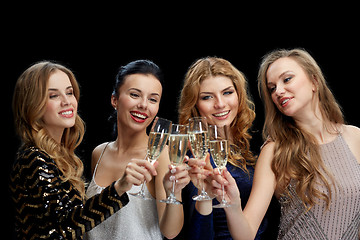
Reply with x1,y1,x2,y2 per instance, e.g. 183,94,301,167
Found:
10,61,159,239
212,49,360,239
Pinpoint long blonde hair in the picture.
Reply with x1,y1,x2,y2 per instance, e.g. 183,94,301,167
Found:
12,61,86,197
178,57,256,170
258,49,343,209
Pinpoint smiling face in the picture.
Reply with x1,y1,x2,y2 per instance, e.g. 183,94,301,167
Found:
266,57,317,118
42,70,78,142
196,76,239,126
112,73,162,133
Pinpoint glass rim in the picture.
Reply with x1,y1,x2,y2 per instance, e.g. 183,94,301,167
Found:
189,116,207,121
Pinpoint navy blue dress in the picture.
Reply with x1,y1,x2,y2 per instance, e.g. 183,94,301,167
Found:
180,153,268,240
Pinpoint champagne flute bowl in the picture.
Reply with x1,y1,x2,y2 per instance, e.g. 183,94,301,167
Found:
188,117,212,201
208,124,231,208
159,124,188,204
130,117,172,200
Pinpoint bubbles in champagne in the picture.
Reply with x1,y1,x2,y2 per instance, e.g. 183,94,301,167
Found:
189,131,208,160
209,140,228,169
168,134,188,166
147,132,169,161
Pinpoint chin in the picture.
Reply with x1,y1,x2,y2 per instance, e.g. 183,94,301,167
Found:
62,121,76,129
281,109,297,118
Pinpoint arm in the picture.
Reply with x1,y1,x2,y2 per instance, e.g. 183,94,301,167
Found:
90,142,159,196
180,180,215,240
183,153,215,239
10,148,129,239
212,142,277,240
156,146,190,239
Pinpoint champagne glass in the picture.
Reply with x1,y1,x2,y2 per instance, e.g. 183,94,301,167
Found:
208,124,230,208
130,117,172,200
188,117,212,201
159,124,188,204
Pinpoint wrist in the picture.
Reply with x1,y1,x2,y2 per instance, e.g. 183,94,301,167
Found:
114,179,126,196
224,201,242,215
195,200,212,216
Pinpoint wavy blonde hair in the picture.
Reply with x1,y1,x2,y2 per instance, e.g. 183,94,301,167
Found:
258,49,343,209
13,61,86,197
178,57,256,170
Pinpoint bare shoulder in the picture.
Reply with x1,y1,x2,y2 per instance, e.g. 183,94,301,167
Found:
342,124,360,137
342,125,360,144
91,142,110,173
93,142,110,157
341,125,360,163
253,141,276,189
257,140,275,165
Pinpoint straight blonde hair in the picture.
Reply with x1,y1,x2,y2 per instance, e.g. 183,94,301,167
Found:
258,49,343,209
13,61,86,197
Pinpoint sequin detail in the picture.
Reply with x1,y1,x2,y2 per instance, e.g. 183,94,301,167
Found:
278,135,360,239
9,146,129,239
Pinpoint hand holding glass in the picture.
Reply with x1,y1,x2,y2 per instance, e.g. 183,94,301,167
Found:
130,117,172,200
209,124,230,208
159,124,188,204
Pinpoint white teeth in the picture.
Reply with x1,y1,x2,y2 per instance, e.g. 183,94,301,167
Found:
214,111,229,117
60,111,72,115
282,99,290,105
132,112,147,119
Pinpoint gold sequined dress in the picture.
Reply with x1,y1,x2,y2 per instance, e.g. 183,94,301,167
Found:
9,146,129,239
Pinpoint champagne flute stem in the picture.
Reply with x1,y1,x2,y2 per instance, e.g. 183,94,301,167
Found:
140,153,149,195
200,166,205,193
221,182,225,202
171,179,176,197
140,180,146,195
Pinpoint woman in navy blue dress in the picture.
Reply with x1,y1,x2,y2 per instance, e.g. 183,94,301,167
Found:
177,57,269,239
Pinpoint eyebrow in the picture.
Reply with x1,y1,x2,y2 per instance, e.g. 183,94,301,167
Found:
48,86,73,91
199,85,234,95
279,71,294,79
128,87,160,96
267,71,294,86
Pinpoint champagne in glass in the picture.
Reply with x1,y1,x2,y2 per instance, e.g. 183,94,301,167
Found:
210,140,228,169
160,124,188,204
148,131,169,164
208,124,231,208
188,117,212,201
130,117,172,200
188,131,208,160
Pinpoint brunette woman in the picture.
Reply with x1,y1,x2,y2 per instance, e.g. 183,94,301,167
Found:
84,60,190,239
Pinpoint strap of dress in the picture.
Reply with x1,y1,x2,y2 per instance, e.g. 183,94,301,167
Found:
92,142,110,180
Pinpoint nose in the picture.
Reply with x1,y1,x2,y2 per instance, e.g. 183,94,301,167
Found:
214,96,226,109
137,97,148,110
61,94,71,106
274,84,286,97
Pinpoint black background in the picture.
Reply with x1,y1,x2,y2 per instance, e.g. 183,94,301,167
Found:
4,4,359,238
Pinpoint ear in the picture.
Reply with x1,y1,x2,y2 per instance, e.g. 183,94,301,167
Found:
312,74,319,92
111,95,118,110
